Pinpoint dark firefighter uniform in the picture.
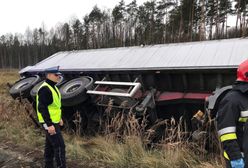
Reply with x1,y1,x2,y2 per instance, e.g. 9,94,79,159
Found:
217,82,248,167
37,78,66,168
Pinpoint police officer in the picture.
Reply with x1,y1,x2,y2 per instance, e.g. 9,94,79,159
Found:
217,59,248,168
36,66,66,168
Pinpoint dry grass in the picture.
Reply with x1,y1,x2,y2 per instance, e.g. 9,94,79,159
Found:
0,71,224,168
0,69,19,95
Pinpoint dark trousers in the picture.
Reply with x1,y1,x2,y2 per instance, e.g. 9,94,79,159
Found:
224,121,248,168
225,159,231,168
44,125,66,168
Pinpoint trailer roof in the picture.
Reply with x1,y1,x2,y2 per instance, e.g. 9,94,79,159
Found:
20,38,248,74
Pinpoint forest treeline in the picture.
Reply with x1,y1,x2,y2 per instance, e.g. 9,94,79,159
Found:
0,0,248,69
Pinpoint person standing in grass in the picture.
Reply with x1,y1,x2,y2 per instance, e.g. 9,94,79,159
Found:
216,60,248,168
36,66,66,168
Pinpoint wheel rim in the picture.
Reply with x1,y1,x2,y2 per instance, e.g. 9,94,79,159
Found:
15,82,29,89
14,77,37,90
63,81,83,93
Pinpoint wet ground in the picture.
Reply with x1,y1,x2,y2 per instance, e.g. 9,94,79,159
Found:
0,142,43,168
0,141,97,168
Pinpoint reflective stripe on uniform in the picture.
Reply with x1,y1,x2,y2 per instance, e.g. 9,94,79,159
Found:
239,117,248,123
240,110,248,117
220,133,237,142
218,127,236,136
224,151,230,160
223,151,244,160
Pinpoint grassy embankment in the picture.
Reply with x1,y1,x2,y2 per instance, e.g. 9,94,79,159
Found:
0,70,223,168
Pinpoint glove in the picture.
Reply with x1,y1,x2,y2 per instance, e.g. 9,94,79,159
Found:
230,158,245,168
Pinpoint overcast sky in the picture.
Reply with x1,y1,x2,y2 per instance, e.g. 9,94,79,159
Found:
0,0,145,35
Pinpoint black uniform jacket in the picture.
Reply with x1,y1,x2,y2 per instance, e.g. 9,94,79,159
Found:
217,82,248,162
37,79,59,127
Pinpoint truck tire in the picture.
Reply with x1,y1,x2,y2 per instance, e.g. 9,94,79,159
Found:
9,75,41,99
30,76,67,99
30,80,44,99
59,77,94,106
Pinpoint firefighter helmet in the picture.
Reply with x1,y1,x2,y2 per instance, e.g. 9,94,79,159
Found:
237,59,248,82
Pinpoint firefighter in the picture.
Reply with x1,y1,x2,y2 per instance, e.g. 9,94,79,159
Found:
36,66,66,168
216,59,248,168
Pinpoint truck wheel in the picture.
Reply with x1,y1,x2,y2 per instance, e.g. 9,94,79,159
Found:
30,76,67,100
9,75,41,99
60,77,94,106
30,80,44,99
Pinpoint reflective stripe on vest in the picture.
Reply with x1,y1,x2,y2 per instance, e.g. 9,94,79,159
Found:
218,127,236,137
36,82,61,123
240,110,248,117
223,151,244,160
220,133,237,142
224,151,229,160
239,117,248,123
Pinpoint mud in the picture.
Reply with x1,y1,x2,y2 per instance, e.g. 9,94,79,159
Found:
0,142,96,168
0,146,43,168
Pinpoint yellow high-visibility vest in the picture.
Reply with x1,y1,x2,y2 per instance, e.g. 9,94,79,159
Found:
36,82,61,123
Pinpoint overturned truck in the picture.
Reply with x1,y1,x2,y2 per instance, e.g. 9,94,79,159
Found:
9,38,248,135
